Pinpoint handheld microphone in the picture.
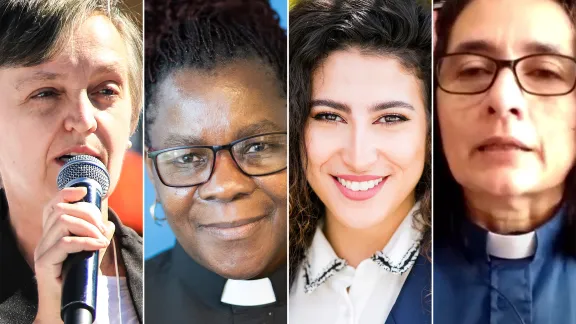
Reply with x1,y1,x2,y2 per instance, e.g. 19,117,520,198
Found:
57,155,110,324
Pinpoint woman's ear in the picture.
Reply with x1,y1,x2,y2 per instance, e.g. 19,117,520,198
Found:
144,147,156,183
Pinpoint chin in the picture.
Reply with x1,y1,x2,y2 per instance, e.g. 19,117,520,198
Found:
331,203,391,230
212,258,268,280
471,171,540,197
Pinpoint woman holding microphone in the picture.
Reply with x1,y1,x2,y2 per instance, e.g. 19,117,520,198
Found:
0,0,143,323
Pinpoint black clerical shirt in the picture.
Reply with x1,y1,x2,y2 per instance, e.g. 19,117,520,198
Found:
145,243,287,324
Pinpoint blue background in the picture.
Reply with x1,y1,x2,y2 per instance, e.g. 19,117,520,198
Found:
144,0,287,259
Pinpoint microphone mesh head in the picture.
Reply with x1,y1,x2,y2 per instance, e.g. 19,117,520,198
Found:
57,155,110,196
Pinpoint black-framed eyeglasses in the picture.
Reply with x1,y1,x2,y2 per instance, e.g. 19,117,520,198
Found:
147,132,287,187
436,53,576,96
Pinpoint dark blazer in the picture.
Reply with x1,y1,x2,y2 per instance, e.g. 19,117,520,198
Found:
0,189,143,324
386,254,431,324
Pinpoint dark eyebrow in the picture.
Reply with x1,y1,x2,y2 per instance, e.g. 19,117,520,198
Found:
522,42,564,55
162,134,205,148
371,101,414,112
311,99,414,113
236,119,285,140
14,71,64,90
451,40,567,56
451,40,499,54
157,119,284,149
311,99,351,113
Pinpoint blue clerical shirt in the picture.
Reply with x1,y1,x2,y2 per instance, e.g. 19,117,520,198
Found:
434,209,576,324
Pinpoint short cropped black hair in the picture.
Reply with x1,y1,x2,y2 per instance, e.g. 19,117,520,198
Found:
144,0,287,147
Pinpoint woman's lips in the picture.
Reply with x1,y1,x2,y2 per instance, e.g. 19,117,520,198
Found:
198,215,269,241
332,175,388,201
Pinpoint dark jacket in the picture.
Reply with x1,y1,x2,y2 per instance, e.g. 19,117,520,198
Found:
0,189,143,323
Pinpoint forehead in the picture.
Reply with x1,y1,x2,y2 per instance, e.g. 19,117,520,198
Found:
448,0,575,56
3,15,129,87
150,60,286,147
312,49,424,111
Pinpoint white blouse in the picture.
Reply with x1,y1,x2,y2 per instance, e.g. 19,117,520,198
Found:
290,203,423,324
94,276,139,324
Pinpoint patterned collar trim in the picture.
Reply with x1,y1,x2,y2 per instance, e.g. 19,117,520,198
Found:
303,258,347,294
371,240,421,274
302,202,423,294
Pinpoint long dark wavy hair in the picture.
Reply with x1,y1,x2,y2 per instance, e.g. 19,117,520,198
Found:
434,0,576,256
289,0,432,286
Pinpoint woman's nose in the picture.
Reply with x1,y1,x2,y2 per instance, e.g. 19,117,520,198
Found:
63,92,98,134
198,151,256,202
341,125,378,173
486,68,528,120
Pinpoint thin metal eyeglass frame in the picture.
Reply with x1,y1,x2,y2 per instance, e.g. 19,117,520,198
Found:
436,52,576,96
147,131,287,188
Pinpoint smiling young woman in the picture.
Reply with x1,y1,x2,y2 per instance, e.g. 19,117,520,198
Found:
289,0,432,323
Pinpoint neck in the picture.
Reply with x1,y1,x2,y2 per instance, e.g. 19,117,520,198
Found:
464,185,563,234
324,194,415,268
6,188,110,270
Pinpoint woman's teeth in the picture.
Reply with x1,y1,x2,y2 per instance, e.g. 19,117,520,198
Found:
336,177,383,191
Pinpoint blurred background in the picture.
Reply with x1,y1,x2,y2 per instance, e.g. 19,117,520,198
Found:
144,0,288,259
108,0,143,235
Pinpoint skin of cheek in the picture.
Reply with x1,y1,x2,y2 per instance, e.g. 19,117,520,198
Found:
0,89,59,204
438,92,576,196
304,119,426,229
148,62,287,279
153,172,287,279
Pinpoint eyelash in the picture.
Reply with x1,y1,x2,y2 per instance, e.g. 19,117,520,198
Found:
313,112,346,123
376,114,409,125
31,88,60,100
97,87,119,100
29,86,119,101
312,112,409,125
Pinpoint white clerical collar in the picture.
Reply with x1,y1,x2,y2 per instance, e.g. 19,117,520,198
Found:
486,231,536,259
220,278,276,306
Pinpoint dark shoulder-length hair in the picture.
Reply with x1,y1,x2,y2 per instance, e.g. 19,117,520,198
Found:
289,0,432,286
434,0,576,255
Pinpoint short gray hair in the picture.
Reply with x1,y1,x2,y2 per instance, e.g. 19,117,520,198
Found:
0,0,143,131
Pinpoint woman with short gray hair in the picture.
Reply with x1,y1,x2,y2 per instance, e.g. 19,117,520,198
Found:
0,0,143,323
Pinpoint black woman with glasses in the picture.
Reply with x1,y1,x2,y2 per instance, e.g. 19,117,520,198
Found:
434,0,576,323
143,0,287,323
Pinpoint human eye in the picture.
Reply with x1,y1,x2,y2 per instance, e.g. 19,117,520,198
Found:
456,62,494,78
312,112,346,123
30,88,60,100
93,83,121,102
375,114,409,125
160,149,209,168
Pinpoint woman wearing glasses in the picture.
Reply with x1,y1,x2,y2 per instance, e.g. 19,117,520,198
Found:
289,1,431,323
434,0,576,323
144,0,287,323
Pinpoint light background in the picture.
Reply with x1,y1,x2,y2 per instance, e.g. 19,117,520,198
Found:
144,0,288,259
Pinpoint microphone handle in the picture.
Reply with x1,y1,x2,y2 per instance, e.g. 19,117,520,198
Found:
61,183,102,324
